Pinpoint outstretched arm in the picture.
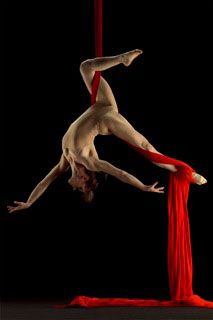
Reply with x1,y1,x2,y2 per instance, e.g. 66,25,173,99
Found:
7,155,69,213
82,158,164,193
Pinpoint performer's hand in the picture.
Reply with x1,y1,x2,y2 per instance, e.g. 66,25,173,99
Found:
144,182,165,193
7,201,31,213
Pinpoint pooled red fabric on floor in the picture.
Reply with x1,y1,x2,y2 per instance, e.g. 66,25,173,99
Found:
62,294,213,308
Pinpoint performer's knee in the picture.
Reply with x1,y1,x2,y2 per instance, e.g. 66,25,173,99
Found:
80,60,93,74
142,141,153,151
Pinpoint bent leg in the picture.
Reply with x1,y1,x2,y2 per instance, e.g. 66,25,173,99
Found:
103,111,177,172
80,59,118,108
80,49,142,108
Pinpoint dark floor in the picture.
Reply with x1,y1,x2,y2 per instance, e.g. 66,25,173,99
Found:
1,301,213,320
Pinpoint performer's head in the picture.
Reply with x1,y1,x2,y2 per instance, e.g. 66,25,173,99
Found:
68,164,98,202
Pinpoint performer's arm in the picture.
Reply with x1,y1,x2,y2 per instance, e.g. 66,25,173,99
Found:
83,158,164,193
7,155,69,213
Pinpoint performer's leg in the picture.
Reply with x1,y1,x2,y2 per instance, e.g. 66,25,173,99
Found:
80,49,142,108
102,111,176,172
103,112,207,184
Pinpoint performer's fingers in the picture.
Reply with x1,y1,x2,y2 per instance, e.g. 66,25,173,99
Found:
7,206,15,211
158,187,165,191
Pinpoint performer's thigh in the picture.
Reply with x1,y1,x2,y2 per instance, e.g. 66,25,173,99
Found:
103,112,149,148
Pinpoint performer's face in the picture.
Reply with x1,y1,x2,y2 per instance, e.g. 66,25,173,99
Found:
68,165,90,192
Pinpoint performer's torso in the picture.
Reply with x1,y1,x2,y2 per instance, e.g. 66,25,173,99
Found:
62,104,114,162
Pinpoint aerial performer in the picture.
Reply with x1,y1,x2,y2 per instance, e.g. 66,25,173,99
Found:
7,49,206,211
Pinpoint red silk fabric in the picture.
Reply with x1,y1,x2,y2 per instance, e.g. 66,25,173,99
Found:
55,147,213,308
60,295,213,308
129,146,195,300
91,0,103,105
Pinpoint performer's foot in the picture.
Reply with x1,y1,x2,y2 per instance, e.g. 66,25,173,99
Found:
121,49,143,66
192,172,207,185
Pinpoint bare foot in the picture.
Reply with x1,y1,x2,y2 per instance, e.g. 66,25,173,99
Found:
121,49,143,66
192,172,207,185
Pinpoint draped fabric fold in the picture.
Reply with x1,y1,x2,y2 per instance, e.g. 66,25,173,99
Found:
127,146,195,301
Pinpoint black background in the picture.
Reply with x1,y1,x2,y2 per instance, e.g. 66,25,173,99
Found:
2,1,213,302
